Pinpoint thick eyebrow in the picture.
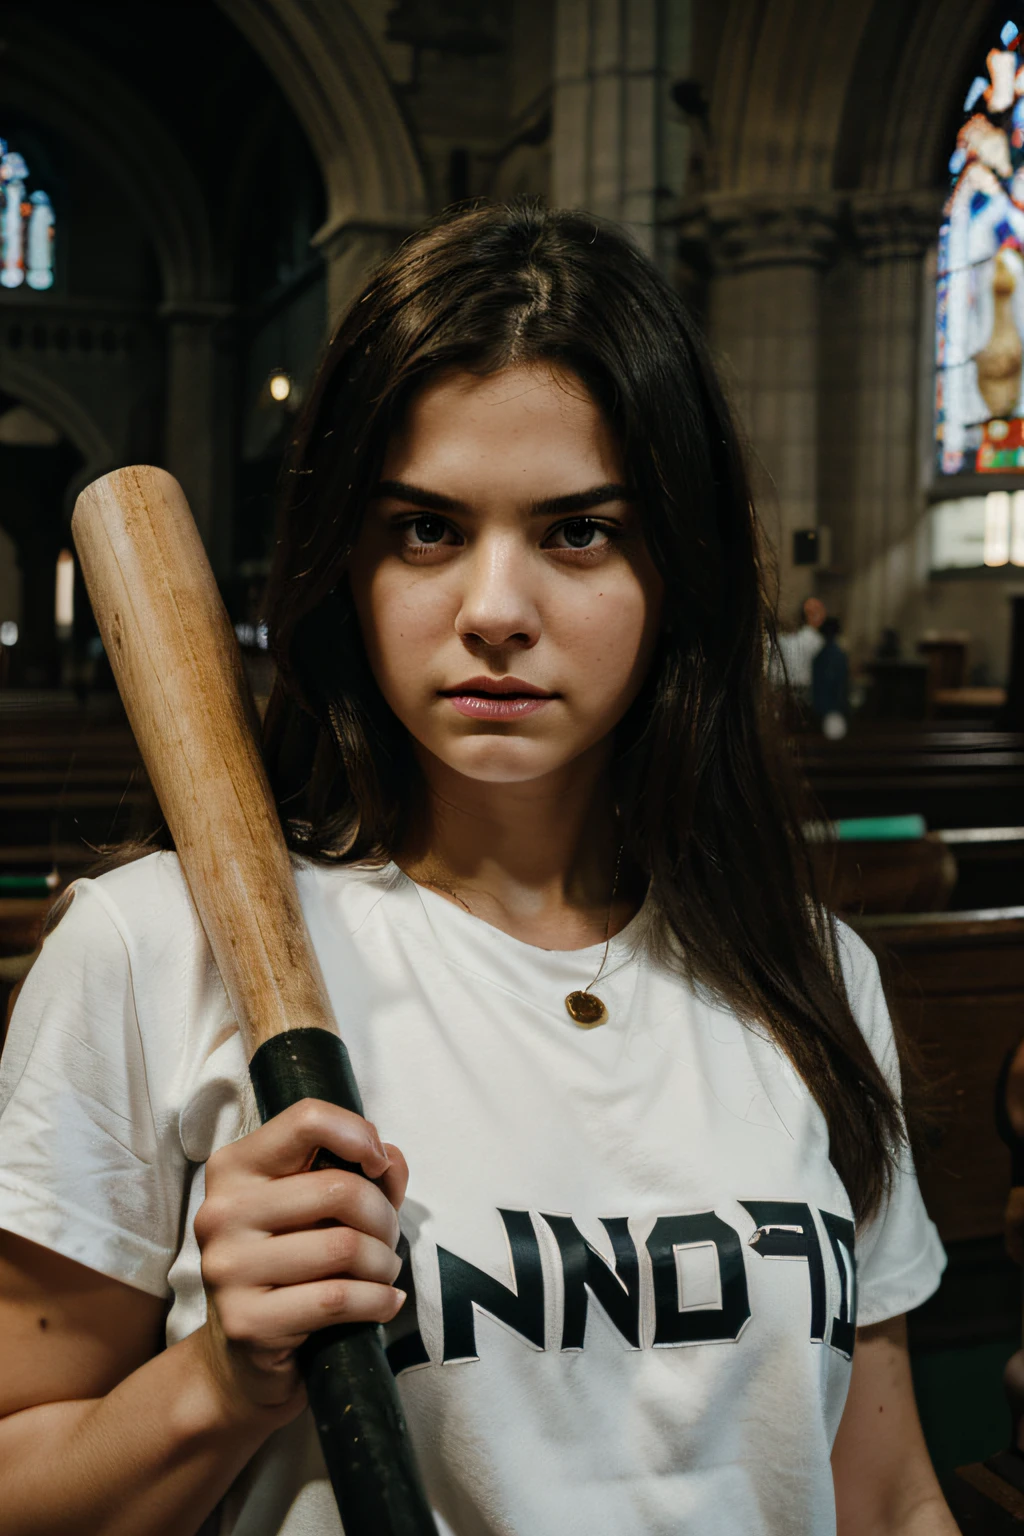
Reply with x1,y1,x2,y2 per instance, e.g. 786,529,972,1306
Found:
372,479,632,516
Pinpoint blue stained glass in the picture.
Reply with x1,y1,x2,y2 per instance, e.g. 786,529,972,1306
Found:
936,19,1024,477
25,190,53,291
0,134,54,291
965,75,989,110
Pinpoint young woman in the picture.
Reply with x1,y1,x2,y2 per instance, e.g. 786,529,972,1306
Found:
0,201,953,1535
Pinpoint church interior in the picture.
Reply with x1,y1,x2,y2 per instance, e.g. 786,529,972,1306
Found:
3,0,1024,1523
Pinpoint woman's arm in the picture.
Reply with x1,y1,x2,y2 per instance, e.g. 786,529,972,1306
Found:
831,1314,958,1534
0,1231,287,1536
0,1099,408,1536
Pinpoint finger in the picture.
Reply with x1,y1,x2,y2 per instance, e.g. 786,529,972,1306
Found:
377,1143,410,1210
247,1167,402,1247
220,1278,406,1344
225,1100,391,1181
217,1226,403,1289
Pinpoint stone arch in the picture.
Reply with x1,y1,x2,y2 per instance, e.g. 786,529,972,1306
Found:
708,0,992,202
0,15,215,302
0,355,112,503
710,0,878,195
215,0,428,309
854,0,994,194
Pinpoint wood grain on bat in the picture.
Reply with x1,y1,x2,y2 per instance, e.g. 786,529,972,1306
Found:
72,465,336,1053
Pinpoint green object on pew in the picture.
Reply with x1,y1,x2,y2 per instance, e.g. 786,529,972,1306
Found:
836,815,927,841
803,814,927,843
0,873,59,895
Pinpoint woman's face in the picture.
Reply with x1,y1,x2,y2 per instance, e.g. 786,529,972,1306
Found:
347,363,664,786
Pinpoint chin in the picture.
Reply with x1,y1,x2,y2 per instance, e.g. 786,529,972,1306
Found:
427,733,575,784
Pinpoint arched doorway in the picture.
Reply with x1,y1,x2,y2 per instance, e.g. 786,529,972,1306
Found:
0,397,83,688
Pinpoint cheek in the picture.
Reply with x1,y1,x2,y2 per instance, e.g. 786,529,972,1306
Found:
352,565,449,694
563,579,661,701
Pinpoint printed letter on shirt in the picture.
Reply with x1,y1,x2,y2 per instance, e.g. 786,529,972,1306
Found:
741,1201,827,1342
540,1214,641,1350
819,1210,857,1357
438,1209,545,1362
646,1212,751,1346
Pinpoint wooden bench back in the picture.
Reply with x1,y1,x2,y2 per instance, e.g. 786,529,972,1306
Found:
852,909,1024,1243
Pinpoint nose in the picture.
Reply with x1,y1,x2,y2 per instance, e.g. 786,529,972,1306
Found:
454,534,541,652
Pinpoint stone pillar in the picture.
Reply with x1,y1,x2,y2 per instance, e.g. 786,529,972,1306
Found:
840,193,941,664
160,301,234,576
313,219,411,330
552,0,691,270
0,524,20,636
699,195,839,625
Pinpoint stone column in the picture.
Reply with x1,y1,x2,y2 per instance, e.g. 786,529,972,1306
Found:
552,0,691,270
160,301,234,576
313,219,412,330
698,194,839,626
840,193,941,664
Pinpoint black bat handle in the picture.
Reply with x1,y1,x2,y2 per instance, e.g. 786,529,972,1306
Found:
249,1028,437,1535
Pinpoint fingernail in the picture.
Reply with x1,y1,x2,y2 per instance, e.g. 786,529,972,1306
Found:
393,1288,407,1311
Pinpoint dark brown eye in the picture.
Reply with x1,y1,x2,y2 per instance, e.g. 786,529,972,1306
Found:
560,519,600,548
410,515,446,544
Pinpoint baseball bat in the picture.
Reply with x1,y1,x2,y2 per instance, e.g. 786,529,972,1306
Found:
72,465,436,1535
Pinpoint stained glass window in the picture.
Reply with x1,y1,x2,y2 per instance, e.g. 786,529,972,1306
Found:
934,19,1024,474
0,138,54,292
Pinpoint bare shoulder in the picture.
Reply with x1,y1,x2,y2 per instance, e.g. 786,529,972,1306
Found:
0,1229,166,1419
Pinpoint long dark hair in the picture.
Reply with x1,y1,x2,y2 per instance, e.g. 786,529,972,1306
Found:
260,198,904,1224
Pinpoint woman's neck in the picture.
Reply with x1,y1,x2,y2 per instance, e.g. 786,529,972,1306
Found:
396,743,639,949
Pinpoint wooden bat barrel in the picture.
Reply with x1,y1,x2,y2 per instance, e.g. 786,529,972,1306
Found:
72,465,436,1535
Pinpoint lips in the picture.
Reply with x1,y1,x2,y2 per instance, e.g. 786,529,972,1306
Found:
439,676,555,699
439,676,557,719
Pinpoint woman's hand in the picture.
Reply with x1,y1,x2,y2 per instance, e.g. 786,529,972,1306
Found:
193,1098,409,1422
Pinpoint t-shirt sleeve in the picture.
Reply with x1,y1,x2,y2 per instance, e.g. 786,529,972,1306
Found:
0,878,186,1297
835,920,947,1326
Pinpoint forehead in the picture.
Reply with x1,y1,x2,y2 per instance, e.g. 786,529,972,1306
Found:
381,363,623,493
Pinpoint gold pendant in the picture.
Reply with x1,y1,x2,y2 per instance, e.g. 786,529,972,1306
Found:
565,990,608,1029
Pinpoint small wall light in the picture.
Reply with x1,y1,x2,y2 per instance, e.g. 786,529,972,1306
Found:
269,372,292,403
0,621,18,646
55,548,74,637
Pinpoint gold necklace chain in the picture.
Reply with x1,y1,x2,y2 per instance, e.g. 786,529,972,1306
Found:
564,841,623,1028
411,843,625,1031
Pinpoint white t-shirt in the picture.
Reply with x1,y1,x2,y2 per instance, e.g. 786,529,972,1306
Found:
0,852,945,1536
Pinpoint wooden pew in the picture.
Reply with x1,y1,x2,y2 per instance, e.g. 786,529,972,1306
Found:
810,829,1024,917
847,908,1024,1528
850,907,1024,1244
943,830,1024,912
795,725,1024,830
0,710,150,855
809,834,958,915
0,705,151,1029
